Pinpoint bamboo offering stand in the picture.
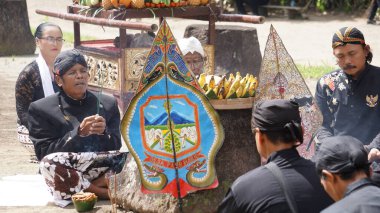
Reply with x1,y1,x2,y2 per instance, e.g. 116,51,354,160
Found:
36,3,263,111
36,4,264,212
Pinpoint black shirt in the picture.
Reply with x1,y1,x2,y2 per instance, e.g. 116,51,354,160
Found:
321,178,380,213
217,148,333,213
315,63,380,145
28,91,121,161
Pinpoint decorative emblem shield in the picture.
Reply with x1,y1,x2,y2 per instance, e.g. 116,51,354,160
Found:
121,20,224,198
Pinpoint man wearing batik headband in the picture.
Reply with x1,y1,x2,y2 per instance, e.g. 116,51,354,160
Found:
315,136,380,212
218,99,332,213
315,27,380,185
28,49,126,206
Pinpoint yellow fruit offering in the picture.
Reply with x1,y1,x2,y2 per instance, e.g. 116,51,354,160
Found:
188,0,201,6
198,73,257,99
131,0,145,8
200,0,208,5
102,0,114,9
120,0,131,7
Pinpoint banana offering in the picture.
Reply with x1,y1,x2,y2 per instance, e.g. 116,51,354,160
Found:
198,72,258,99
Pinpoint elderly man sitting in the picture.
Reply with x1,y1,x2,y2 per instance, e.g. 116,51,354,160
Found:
28,49,126,206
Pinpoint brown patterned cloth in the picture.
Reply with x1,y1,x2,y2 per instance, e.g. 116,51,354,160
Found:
39,151,127,206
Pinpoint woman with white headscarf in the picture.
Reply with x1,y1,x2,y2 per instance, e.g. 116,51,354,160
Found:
15,22,64,162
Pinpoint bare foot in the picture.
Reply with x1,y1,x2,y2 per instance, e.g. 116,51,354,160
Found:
84,184,110,199
91,174,108,188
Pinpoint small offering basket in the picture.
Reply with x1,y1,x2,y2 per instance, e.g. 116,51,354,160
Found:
72,192,98,212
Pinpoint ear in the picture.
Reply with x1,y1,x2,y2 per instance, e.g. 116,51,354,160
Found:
364,44,371,56
35,38,41,48
203,55,207,63
321,170,335,182
255,128,264,144
55,75,63,87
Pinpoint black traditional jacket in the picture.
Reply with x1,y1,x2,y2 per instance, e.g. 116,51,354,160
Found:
315,63,380,146
28,90,121,161
321,178,380,213
217,148,333,213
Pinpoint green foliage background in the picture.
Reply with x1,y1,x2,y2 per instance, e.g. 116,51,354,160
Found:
225,0,373,13
277,0,372,12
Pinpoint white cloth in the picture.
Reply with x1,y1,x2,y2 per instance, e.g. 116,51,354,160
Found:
0,175,54,206
177,36,205,57
36,54,55,97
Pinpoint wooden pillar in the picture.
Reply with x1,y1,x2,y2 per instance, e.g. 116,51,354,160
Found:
208,5,216,45
73,22,81,47
67,6,81,47
119,28,127,112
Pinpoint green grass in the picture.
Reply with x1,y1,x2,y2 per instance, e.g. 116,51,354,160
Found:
31,28,98,44
62,31,98,43
297,63,338,79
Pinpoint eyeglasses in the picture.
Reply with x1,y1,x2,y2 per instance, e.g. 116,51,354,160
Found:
186,59,204,69
39,36,65,44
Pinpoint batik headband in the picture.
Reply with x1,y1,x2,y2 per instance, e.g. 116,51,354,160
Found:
332,27,365,49
54,49,87,76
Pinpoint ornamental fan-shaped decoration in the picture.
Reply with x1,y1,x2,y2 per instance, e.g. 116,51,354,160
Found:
120,19,224,198
255,25,322,159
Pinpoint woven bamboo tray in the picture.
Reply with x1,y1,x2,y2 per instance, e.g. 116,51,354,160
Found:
209,97,255,110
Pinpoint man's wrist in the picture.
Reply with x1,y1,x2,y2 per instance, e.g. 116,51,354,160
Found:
78,126,88,137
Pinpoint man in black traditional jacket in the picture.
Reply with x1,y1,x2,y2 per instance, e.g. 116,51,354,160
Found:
28,49,126,206
315,136,380,213
315,26,380,185
218,99,333,213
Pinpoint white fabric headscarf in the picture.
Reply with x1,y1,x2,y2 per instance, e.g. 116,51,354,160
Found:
36,54,55,97
178,36,205,57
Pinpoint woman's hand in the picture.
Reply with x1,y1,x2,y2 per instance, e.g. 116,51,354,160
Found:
79,114,106,136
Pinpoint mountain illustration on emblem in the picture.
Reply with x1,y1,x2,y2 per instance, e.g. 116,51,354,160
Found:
145,111,194,126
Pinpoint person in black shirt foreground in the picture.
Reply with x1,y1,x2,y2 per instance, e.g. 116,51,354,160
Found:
315,136,380,213
28,49,126,207
218,99,333,213
315,26,380,185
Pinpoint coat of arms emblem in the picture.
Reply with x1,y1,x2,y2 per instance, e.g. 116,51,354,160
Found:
366,94,378,107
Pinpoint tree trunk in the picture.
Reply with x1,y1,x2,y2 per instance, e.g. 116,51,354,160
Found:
0,0,35,56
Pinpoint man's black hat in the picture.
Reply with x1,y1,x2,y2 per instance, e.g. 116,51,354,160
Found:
315,136,369,175
332,27,365,49
251,99,303,142
54,49,87,76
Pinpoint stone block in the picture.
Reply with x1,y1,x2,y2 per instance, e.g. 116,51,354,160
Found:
184,25,262,77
